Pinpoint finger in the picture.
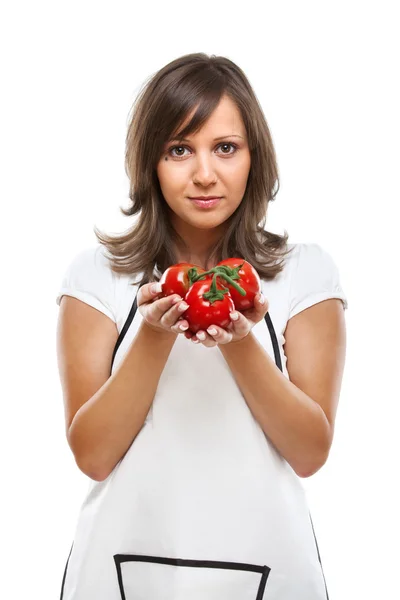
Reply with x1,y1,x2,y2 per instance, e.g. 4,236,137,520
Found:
187,329,216,347
228,311,248,328
238,294,269,322
137,281,164,307
256,293,268,311
229,310,240,323
140,293,182,324
192,332,217,347
171,319,190,334
205,326,233,344
160,298,188,327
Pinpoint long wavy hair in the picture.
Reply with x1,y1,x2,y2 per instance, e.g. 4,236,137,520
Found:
94,52,294,287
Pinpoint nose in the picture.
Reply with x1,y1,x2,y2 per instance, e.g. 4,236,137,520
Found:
192,153,218,186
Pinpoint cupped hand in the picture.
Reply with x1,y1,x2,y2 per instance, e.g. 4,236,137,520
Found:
183,293,269,347
137,282,191,335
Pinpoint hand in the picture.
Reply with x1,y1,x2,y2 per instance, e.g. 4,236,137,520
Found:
183,293,269,347
137,282,191,335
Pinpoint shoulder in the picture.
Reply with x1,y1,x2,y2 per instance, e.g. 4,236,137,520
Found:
56,244,120,322
64,244,114,275
285,241,348,320
58,244,119,297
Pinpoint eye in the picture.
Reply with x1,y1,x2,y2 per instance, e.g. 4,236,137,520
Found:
167,142,238,159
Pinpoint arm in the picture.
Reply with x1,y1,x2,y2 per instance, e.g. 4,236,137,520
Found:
218,298,347,478
69,321,177,481
58,295,178,482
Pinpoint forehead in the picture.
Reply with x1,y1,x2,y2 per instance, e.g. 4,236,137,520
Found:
175,95,246,140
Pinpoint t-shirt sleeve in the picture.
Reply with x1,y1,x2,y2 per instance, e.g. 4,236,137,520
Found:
288,243,348,320
55,245,117,322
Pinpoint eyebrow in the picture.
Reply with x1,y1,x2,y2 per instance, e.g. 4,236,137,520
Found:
168,134,244,142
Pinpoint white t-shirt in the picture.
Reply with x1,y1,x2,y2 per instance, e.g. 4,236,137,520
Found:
56,242,348,600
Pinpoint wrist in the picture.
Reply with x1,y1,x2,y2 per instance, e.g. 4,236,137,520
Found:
141,320,178,341
219,330,253,349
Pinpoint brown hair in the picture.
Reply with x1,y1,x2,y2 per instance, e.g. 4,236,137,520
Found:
94,52,294,288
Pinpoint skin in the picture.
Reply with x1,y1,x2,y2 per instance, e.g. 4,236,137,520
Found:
155,96,347,476
156,94,255,345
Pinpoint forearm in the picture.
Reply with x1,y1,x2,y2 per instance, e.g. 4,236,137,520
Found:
68,322,178,481
218,332,331,478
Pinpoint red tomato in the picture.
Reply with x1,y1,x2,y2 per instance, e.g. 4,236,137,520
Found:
182,279,235,334
158,263,210,298
216,258,261,311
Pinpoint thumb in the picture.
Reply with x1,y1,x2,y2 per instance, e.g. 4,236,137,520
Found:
138,281,163,307
256,293,269,312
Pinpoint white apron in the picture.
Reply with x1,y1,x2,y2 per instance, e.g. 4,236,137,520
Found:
59,280,330,600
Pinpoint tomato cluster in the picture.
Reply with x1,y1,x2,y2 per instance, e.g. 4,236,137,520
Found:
158,258,262,334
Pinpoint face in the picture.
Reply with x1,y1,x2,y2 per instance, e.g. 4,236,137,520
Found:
156,94,251,258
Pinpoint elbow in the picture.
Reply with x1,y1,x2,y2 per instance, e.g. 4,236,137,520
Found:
68,427,107,482
296,462,324,479
297,423,333,478
75,445,121,482
74,453,104,482
295,444,331,479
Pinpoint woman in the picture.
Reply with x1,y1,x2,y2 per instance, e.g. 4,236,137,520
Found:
56,53,348,599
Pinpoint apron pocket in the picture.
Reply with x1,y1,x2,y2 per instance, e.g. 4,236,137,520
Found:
113,553,271,600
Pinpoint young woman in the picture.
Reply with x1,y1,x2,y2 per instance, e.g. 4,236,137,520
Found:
56,53,348,599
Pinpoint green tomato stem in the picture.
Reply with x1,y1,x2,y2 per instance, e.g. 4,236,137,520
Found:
191,265,247,296
201,272,229,303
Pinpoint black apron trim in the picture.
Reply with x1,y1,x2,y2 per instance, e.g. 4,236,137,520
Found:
59,540,73,600
110,286,140,375
61,284,329,599
309,512,330,600
113,554,271,600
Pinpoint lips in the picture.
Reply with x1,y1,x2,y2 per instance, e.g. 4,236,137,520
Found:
190,197,221,208
189,196,222,200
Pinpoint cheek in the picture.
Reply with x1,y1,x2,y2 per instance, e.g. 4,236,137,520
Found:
226,167,250,195
158,162,187,190
156,161,168,182
226,155,250,178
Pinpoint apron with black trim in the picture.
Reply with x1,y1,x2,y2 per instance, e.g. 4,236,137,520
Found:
59,282,330,600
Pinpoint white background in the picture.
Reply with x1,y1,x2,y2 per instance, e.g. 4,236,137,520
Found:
1,1,399,598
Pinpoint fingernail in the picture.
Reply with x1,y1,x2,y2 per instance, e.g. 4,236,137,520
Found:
178,302,189,311
151,282,163,294
230,311,239,320
197,332,206,340
179,323,188,331
207,328,217,336
259,294,265,305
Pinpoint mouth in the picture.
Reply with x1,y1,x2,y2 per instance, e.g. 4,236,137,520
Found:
189,197,222,208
